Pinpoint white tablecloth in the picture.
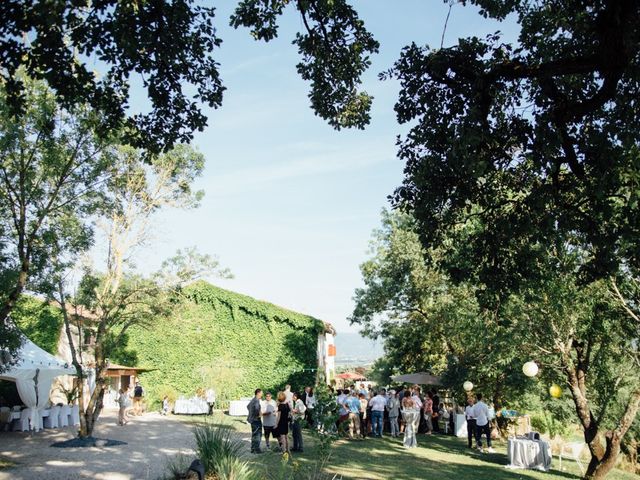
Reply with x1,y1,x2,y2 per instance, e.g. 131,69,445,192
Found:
173,397,209,415
507,437,552,471
228,400,250,417
454,414,467,437
9,408,50,421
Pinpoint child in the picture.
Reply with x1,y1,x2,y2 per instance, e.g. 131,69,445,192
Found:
117,388,129,425
161,395,170,416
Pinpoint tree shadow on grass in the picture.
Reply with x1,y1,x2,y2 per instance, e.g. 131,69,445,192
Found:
309,434,583,480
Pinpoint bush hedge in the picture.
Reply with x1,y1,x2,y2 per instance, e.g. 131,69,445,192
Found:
119,281,325,407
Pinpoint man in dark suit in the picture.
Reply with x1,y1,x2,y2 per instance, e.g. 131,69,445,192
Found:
300,386,310,405
432,389,441,433
247,389,263,453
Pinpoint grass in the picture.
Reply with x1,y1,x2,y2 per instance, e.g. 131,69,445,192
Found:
173,415,639,480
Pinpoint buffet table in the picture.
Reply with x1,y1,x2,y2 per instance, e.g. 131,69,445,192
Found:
228,399,251,417
173,397,209,415
507,437,552,471
454,414,467,437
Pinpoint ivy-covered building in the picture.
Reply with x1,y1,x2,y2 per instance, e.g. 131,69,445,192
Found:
115,281,337,405
9,282,337,408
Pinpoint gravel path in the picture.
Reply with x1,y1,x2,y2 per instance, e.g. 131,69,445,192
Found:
0,409,231,480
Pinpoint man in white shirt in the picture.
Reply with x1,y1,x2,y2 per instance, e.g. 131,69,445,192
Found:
369,389,388,437
336,389,349,434
472,393,494,452
206,388,216,415
291,392,307,452
464,397,476,448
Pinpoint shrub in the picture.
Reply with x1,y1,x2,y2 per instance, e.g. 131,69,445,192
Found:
193,422,244,474
530,411,573,439
161,452,194,480
214,456,256,480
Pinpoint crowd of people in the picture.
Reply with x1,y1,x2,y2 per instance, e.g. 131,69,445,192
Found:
246,382,495,455
246,384,315,454
334,384,447,449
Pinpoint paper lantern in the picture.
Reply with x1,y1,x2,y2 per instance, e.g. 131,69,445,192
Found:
463,381,474,392
549,384,562,399
522,361,539,377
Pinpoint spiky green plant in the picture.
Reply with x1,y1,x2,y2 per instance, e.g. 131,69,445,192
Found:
214,456,256,480
193,421,244,474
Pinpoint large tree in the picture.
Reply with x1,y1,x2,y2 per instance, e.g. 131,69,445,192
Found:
53,144,231,438
0,74,115,370
377,3,640,478
384,0,640,289
351,211,533,409
1,0,378,152
0,0,224,153
355,210,640,479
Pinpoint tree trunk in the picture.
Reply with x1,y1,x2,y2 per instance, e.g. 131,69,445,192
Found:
584,439,619,480
562,338,640,480
79,367,107,438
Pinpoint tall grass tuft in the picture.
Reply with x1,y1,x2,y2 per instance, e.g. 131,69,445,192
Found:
214,456,256,480
193,422,244,474
161,452,194,480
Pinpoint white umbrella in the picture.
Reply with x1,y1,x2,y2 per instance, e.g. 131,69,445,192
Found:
391,372,442,385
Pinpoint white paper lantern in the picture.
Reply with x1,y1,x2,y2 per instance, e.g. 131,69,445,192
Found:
522,361,539,377
463,381,474,392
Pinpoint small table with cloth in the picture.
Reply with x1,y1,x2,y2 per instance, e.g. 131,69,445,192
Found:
507,437,552,471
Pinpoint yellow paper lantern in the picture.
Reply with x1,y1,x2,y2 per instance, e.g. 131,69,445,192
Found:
463,381,474,392
522,361,539,377
549,384,562,398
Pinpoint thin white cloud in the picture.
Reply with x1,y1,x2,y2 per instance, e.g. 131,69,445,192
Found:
204,146,393,196
222,53,283,76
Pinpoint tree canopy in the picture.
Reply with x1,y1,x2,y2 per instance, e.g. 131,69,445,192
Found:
354,209,640,480
0,74,114,366
0,0,379,153
384,0,640,291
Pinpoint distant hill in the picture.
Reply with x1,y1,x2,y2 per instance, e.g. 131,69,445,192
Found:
334,332,384,366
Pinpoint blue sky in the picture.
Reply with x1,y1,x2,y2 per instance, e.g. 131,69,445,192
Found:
124,1,519,334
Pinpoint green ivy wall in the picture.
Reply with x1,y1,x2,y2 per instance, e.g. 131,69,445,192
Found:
120,281,324,405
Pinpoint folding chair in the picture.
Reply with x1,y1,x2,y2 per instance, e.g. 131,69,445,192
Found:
559,441,586,474
70,405,80,426
59,405,70,428
44,405,60,429
18,408,31,431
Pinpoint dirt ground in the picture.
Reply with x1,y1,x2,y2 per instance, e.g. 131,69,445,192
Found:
0,409,243,480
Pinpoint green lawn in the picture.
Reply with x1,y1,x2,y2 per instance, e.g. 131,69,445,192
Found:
179,415,638,480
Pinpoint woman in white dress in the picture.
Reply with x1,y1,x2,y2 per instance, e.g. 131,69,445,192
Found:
402,396,419,448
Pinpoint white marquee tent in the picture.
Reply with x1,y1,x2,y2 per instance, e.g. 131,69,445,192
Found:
0,335,76,431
